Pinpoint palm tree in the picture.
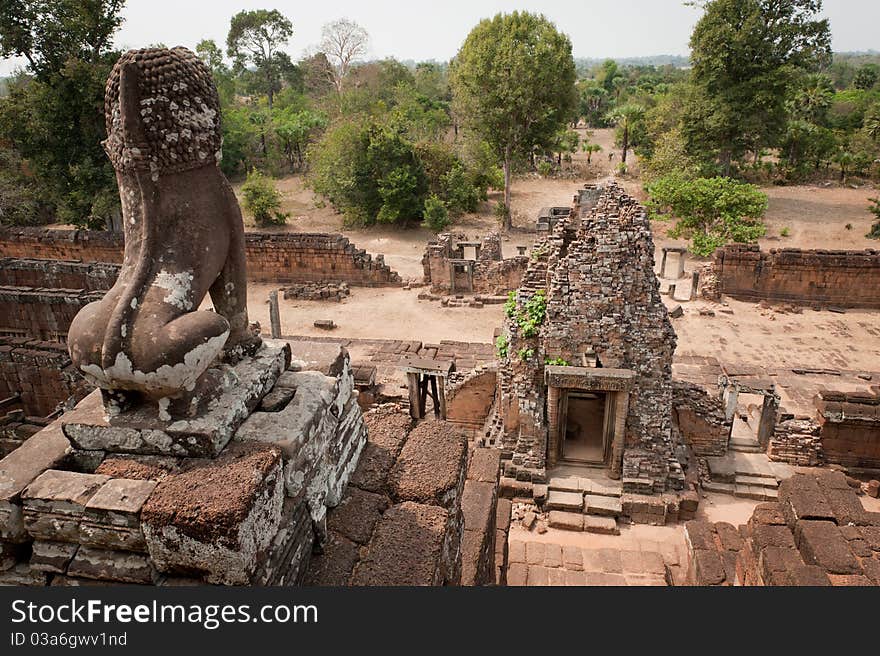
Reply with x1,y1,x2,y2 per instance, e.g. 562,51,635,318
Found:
865,106,880,143
605,104,644,164
581,142,602,164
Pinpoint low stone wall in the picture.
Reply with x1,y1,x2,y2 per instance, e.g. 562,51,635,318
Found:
815,390,880,469
769,417,823,467
0,338,90,417
0,286,103,341
0,228,402,287
713,245,880,308
0,258,119,291
672,381,731,457
282,282,350,302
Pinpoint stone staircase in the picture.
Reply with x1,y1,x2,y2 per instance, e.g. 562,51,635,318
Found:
704,450,794,501
541,473,623,535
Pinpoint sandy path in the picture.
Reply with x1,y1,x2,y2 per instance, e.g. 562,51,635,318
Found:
246,283,503,344
666,296,880,372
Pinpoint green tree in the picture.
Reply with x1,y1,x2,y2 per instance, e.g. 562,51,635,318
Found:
272,107,326,173
606,103,644,164
853,64,879,91
646,175,768,255
241,169,288,227
226,9,293,108
0,0,124,82
0,0,125,227
450,11,577,229
684,0,831,176
582,142,602,164
865,103,880,142
196,38,235,104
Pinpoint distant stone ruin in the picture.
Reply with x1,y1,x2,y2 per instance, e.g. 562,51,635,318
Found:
423,232,528,295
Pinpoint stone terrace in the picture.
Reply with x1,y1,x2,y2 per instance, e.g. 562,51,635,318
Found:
685,471,880,586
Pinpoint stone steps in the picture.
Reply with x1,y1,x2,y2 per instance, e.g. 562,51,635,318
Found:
548,511,620,535
729,437,763,454
547,476,622,498
736,474,778,489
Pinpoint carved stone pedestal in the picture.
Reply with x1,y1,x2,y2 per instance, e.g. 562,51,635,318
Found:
62,342,291,458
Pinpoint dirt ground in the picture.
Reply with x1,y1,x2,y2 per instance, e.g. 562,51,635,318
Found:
231,128,880,369
246,283,504,344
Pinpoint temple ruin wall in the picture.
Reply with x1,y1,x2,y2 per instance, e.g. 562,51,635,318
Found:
0,338,90,416
0,286,103,341
713,245,880,308
0,228,402,287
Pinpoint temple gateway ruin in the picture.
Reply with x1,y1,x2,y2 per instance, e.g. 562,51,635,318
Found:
1,47,879,588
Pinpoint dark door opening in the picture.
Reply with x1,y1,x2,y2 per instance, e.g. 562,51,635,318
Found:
563,392,607,464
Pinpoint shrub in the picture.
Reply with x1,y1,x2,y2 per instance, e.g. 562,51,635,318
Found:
646,175,768,257
545,357,570,366
517,347,535,362
537,160,553,177
241,170,288,227
495,334,509,359
422,194,450,232
780,227,791,237
868,198,880,239
441,164,482,216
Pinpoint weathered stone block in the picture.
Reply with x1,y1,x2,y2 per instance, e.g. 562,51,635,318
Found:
0,415,72,543
79,478,157,552
22,470,109,543
30,540,79,574
67,546,157,584
141,442,284,585
795,520,861,575
351,501,450,586
388,421,467,508
327,487,388,546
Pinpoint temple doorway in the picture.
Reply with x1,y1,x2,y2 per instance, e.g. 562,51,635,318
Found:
562,392,608,464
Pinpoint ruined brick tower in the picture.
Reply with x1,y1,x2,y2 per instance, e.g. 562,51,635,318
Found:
498,183,684,493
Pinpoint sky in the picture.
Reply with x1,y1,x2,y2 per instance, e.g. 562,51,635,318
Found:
1,0,879,76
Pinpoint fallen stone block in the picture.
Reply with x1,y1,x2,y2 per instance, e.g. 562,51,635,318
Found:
141,442,285,585
585,494,622,517
314,320,336,330
548,511,583,532
546,490,583,512
0,415,72,543
584,516,619,535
